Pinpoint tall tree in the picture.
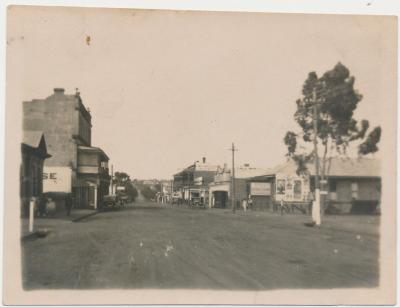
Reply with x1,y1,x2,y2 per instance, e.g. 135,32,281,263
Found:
284,62,381,181
114,172,131,185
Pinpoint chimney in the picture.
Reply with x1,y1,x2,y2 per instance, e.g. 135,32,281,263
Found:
54,88,65,95
202,157,206,163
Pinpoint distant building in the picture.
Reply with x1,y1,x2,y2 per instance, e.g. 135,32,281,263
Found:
250,157,381,214
173,157,219,204
159,180,173,203
208,164,268,208
139,179,160,189
20,131,51,216
23,88,110,210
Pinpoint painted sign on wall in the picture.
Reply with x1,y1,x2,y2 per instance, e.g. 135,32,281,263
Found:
250,182,271,196
43,166,72,193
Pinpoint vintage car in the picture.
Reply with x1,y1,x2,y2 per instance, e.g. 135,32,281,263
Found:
101,194,124,211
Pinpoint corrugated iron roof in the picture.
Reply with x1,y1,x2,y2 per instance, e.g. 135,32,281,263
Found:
78,145,109,160
257,157,380,178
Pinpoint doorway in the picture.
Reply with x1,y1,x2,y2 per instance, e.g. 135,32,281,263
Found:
213,191,228,208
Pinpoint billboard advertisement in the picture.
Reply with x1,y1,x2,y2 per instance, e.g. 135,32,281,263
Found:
250,182,271,196
43,166,72,193
275,174,310,202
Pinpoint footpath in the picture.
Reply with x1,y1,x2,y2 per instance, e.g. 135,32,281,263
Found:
21,209,99,240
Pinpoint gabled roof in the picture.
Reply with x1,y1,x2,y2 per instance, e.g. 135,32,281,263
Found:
22,131,51,158
23,131,45,148
253,157,381,179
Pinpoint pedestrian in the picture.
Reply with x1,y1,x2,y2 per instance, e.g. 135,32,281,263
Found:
247,195,253,210
38,196,47,217
65,194,72,216
46,197,56,217
280,199,286,215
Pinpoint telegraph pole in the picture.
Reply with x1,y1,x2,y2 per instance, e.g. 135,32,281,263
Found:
312,88,321,226
230,143,237,213
110,164,114,195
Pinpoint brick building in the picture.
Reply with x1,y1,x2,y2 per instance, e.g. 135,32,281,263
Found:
23,88,110,210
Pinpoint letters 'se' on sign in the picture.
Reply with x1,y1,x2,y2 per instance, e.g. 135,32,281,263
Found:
42,166,72,193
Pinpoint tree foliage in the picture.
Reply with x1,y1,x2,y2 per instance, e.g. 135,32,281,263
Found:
125,183,138,201
114,172,131,185
140,186,157,200
358,126,382,155
284,62,381,176
113,171,138,201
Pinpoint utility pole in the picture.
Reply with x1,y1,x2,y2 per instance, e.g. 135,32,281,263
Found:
230,143,237,213
312,88,321,226
187,171,190,205
110,164,114,195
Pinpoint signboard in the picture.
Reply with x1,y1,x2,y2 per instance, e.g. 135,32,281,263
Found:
250,182,271,196
116,186,125,191
43,166,72,193
194,177,203,186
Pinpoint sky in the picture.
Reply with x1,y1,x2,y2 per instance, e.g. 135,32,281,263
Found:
7,6,395,179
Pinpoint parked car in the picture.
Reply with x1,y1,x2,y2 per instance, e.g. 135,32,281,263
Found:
101,194,124,211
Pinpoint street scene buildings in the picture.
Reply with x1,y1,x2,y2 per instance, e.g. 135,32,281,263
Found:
22,88,112,215
6,6,396,305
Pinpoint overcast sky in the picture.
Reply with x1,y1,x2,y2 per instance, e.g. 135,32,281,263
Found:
7,6,394,179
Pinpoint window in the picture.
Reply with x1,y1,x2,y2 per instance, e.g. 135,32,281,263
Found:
351,182,358,199
276,179,285,194
329,180,337,192
293,180,302,199
100,161,108,169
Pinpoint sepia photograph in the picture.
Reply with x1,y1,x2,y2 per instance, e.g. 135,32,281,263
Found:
3,3,397,305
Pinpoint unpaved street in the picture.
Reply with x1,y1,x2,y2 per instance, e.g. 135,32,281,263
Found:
22,201,379,290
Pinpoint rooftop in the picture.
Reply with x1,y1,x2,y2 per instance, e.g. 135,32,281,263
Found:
22,131,45,148
78,145,109,161
216,165,270,179
22,131,51,158
255,157,381,178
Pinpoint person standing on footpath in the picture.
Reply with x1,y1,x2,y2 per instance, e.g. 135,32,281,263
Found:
247,195,253,210
65,193,72,216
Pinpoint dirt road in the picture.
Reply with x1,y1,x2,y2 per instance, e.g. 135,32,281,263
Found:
22,201,379,290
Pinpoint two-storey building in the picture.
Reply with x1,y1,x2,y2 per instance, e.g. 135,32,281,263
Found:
208,164,268,209
173,157,218,205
